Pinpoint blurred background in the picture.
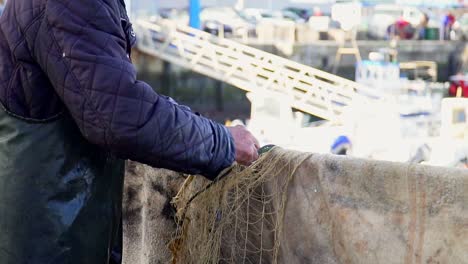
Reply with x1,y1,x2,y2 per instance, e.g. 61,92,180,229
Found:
2,0,467,166
129,0,468,167
119,0,467,120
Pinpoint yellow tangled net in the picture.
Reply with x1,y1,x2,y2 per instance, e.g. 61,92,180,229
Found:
170,147,312,264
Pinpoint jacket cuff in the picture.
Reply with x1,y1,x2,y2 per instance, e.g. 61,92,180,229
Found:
203,122,236,180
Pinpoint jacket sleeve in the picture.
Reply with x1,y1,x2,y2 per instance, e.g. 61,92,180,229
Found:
31,0,235,179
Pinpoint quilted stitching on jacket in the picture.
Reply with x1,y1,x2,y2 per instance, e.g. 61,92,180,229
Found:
0,0,235,179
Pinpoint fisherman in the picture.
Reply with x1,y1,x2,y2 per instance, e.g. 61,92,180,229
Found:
414,13,430,40
0,0,259,263
443,11,456,40
387,17,414,40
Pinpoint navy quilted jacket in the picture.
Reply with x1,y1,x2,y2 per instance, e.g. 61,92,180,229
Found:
0,0,235,179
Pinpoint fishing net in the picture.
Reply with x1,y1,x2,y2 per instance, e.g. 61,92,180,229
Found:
170,147,312,264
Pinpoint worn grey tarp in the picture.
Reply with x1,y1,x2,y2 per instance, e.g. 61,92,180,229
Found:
123,148,468,264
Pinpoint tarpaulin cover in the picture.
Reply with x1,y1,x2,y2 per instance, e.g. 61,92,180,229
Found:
123,147,468,264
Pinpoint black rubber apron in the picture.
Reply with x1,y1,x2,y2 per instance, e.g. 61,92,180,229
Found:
0,105,124,263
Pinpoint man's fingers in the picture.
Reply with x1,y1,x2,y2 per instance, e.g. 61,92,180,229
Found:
251,145,259,161
238,144,258,166
252,137,260,150
226,125,261,166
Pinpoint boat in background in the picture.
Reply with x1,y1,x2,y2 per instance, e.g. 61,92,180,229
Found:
244,86,468,168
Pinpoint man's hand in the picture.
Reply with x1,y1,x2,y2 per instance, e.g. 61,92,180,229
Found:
227,125,260,166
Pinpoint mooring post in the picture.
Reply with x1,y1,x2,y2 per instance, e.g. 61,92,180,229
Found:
189,0,201,29
215,81,224,111
162,60,173,97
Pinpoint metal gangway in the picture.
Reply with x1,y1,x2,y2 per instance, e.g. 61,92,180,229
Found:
134,19,381,122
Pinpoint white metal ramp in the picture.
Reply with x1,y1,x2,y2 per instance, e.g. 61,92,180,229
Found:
134,20,380,122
